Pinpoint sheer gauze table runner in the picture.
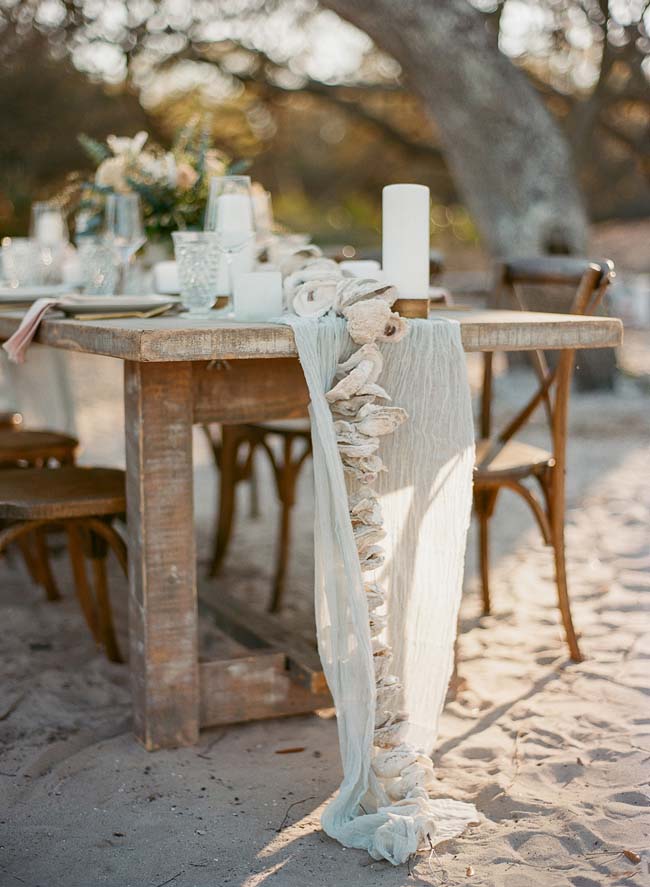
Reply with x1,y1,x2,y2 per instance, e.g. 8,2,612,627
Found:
281,315,478,863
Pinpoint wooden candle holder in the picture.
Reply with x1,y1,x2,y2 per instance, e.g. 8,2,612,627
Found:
394,298,430,319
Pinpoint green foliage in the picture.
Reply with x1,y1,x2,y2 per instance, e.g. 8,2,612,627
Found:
226,158,252,176
77,134,111,165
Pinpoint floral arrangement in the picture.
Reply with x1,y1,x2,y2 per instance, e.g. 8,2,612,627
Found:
70,121,247,240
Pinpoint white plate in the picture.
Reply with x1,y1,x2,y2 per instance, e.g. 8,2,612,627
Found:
0,284,73,302
58,295,178,315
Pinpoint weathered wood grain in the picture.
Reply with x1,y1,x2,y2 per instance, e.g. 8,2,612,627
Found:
124,360,199,749
435,310,622,352
199,654,331,727
192,358,309,424
0,466,124,520
201,591,328,695
0,305,624,748
0,429,78,466
0,309,623,361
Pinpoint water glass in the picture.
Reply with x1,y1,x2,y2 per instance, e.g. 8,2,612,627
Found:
204,176,255,312
172,232,222,316
78,237,119,295
104,194,146,293
1,237,43,288
204,175,254,234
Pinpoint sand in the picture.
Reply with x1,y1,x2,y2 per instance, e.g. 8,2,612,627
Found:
1,351,649,887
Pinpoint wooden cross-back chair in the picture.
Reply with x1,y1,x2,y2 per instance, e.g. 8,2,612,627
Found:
475,257,615,662
206,420,312,613
0,412,79,600
0,466,127,662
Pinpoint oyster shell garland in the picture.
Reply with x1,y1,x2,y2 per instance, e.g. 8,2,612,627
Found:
284,249,467,861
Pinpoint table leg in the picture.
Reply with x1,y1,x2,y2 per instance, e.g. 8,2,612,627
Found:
124,360,198,749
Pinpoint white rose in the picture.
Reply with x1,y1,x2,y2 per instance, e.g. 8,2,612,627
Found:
95,156,129,193
106,131,148,157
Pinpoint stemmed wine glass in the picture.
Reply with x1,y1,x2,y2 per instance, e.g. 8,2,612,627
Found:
104,193,146,294
204,176,255,315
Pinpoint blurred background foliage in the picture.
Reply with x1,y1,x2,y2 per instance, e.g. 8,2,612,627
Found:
0,0,648,261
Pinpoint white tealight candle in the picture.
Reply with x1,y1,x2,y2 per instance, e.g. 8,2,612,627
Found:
382,184,430,298
233,271,283,321
216,194,254,233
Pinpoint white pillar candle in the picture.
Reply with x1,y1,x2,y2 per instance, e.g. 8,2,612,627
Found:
233,271,283,321
216,194,254,233
382,184,430,298
36,211,66,247
340,259,382,279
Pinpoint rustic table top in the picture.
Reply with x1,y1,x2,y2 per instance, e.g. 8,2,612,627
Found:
0,308,623,362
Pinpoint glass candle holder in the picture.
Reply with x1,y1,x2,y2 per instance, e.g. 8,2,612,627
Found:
172,231,222,317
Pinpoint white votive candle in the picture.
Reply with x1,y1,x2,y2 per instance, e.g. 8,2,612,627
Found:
216,194,254,233
153,260,180,294
382,184,430,298
233,271,283,321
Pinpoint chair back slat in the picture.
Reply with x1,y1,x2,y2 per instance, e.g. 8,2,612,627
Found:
481,258,615,462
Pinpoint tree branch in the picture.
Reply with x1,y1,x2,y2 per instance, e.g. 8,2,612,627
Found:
161,42,447,167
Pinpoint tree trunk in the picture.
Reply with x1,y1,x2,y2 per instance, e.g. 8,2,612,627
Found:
319,0,588,256
320,0,618,387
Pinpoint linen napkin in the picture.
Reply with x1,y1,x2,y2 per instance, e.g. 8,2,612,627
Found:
3,297,174,363
2,298,61,364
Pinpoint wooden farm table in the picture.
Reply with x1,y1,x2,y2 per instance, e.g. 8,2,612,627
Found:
0,309,623,749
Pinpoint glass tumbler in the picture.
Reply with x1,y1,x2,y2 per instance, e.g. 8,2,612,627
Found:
78,237,119,295
172,231,222,316
1,237,43,288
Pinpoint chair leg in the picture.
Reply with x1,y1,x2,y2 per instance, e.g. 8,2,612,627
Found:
248,457,260,519
478,510,491,616
15,534,42,586
269,496,293,613
269,437,300,614
475,489,497,616
210,427,241,577
551,507,583,663
86,517,128,663
15,530,61,602
65,522,100,644
32,528,62,602
89,546,122,663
